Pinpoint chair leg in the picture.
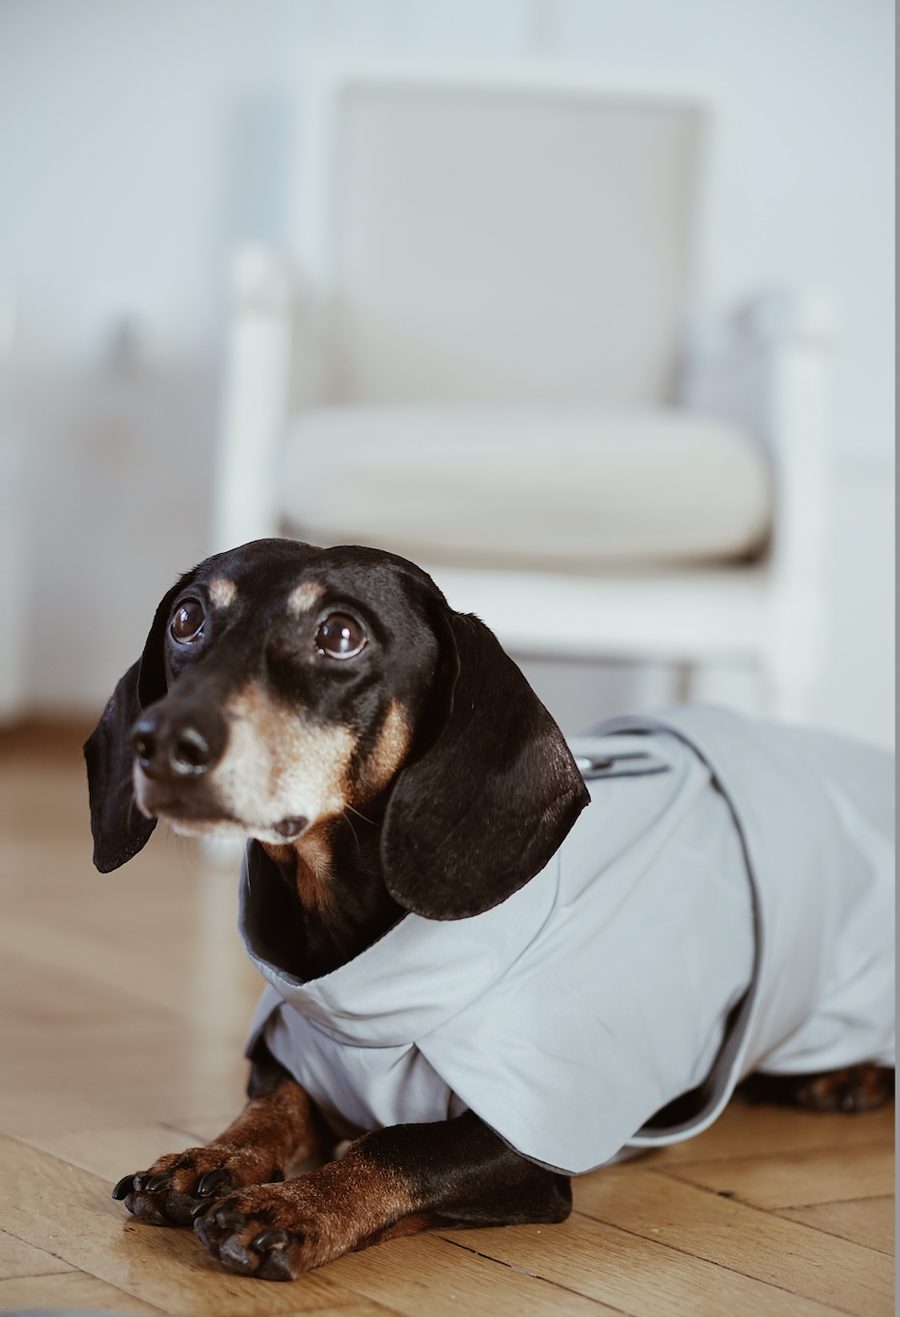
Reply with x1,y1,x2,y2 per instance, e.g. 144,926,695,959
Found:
678,662,769,716
672,662,694,704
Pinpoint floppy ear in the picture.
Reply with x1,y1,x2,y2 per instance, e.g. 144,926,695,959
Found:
382,610,590,920
83,579,185,873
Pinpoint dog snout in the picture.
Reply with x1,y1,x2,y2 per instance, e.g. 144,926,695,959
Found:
131,705,227,781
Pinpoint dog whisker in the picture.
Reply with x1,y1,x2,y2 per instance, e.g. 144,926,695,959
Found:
340,810,362,852
344,803,378,827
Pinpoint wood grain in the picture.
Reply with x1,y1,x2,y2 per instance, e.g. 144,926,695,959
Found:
164,1113,251,1143
645,1098,895,1162
15,1121,204,1184
661,1144,894,1208
573,1166,894,1316
777,1196,895,1255
330,1232,622,1317
273,1307,398,1317
0,1225,76,1279
0,1268,167,1313
436,1213,852,1317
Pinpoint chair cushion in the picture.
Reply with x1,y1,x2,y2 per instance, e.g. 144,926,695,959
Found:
281,406,771,571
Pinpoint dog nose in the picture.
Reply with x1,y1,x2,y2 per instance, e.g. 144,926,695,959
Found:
131,706,226,780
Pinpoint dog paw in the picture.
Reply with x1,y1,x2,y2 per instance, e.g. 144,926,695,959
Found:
192,1172,374,1281
112,1146,284,1227
192,1187,312,1280
793,1065,895,1113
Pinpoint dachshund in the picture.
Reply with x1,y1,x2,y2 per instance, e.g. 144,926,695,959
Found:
85,538,894,1282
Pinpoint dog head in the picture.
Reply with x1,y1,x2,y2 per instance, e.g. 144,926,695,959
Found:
85,539,589,919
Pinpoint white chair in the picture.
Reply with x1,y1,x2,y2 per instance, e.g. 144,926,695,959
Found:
212,55,834,720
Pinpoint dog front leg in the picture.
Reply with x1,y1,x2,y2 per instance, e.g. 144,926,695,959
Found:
113,1047,330,1227
193,1109,572,1281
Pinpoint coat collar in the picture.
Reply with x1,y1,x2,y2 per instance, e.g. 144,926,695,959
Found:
238,734,677,1050
238,838,561,1047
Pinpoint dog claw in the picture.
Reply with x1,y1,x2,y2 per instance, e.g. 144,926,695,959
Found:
195,1205,247,1244
257,1246,295,1281
194,1204,249,1253
112,1174,137,1201
145,1173,172,1192
197,1168,232,1197
190,1198,214,1220
253,1227,291,1251
219,1235,257,1275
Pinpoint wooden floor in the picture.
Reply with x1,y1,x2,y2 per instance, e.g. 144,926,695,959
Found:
0,721,893,1317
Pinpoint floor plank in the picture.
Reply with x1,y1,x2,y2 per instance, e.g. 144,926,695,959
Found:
0,844,261,1138
0,956,248,1136
644,1097,895,1163
329,1232,624,1317
278,1308,399,1317
0,835,261,1028
432,1213,850,1317
777,1196,895,1255
273,1307,398,1317
0,1136,372,1316
0,1225,76,1280
163,1113,246,1143
0,1267,167,1313
572,1165,893,1316
661,1143,894,1209
15,1121,205,1185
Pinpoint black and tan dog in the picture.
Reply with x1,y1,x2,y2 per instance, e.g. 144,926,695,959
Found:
86,538,893,1281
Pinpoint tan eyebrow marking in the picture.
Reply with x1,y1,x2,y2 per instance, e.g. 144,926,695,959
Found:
208,578,237,609
287,581,325,616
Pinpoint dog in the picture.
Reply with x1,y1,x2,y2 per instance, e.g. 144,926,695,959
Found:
86,538,895,1281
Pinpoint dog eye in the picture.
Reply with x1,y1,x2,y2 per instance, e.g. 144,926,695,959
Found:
171,598,205,643
315,613,367,659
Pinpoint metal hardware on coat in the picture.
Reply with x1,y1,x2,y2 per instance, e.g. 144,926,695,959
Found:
574,753,672,781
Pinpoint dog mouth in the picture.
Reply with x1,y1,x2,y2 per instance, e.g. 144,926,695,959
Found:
137,793,237,829
136,784,308,842
133,764,311,841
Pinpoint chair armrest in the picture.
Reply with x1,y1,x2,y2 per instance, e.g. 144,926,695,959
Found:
680,289,837,453
211,243,296,554
681,290,836,571
683,289,838,712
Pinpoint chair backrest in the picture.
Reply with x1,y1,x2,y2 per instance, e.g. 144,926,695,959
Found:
292,58,717,408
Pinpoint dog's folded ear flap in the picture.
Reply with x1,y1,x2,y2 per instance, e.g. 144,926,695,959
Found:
83,580,185,873
382,610,590,920
84,659,156,872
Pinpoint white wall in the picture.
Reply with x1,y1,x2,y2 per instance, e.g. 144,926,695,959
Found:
0,0,893,744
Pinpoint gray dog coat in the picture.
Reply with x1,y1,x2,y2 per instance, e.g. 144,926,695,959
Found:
242,706,894,1176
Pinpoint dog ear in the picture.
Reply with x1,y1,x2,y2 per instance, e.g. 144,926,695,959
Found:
381,610,590,920
83,580,185,873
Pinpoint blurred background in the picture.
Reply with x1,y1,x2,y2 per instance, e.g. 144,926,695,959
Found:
0,0,894,748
